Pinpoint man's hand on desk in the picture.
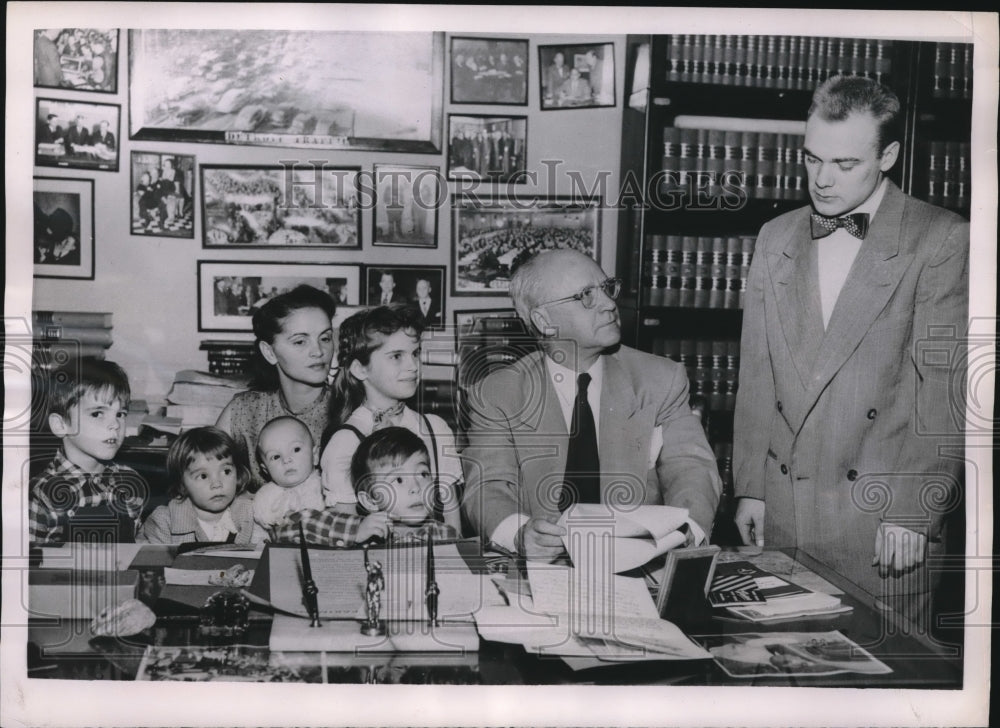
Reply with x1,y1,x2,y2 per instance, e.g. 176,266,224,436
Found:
872,522,926,578
734,497,765,547
515,517,566,562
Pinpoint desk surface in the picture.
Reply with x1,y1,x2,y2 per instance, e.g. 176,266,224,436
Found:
26,546,963,687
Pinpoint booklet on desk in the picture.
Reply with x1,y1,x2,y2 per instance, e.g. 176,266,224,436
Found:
558,504,689,573
711,561,850,622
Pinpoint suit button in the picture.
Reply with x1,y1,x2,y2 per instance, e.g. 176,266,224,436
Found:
847,469,858,481
776,401,783,412
867,408,877,420
780,464,789,475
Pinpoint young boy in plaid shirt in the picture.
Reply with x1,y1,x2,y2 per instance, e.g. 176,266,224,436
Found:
28,358,146,543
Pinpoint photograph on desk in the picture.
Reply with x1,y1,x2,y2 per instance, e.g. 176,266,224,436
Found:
34,97,120,171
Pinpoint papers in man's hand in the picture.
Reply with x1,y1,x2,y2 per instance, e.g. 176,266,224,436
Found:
558,504,690,573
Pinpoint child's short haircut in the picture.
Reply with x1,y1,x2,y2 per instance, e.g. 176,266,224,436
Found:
166,426,251,500
46,357,131,422
350,426,429,500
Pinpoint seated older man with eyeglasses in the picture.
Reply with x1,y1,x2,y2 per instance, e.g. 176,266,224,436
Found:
461,249,721,560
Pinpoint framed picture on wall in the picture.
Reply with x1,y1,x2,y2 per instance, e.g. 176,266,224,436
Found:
372,164,442,248
34,28,119,93
33,176,94,280
128,30,444,153
364,265,447,330
197,261,361,332
538,42,616,110
450,36,529,105
35,97,121,171
130,151,196,238
451,195,601,296
447,114,527,183
201,165,361,248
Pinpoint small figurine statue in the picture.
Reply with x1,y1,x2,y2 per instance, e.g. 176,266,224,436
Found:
361,544,386,636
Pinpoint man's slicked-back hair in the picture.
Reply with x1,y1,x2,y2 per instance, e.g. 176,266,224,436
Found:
808,74,902,152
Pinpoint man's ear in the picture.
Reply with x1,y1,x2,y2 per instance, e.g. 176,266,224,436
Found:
258,340,278,366
48,412,71,437
357,490,378,514
348,359,368,382
879,140,900,173
530,308,555,337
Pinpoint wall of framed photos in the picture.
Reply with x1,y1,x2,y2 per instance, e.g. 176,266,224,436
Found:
29,29,627,397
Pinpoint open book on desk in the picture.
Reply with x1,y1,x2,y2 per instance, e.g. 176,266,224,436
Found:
558,504,689,573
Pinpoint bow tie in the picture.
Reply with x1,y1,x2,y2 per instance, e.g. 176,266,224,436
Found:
369,401,405,430
810,212,870,240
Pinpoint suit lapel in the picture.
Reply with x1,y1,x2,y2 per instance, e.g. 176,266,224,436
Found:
599,354,645,494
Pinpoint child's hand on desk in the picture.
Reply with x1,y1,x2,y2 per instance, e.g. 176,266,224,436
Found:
357,511,391,542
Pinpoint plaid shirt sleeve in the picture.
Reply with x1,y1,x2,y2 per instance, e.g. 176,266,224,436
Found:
107,464,148,539
273,508,364,547
27,482,60,543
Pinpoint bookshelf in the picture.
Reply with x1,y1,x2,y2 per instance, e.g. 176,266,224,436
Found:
616,34,973,544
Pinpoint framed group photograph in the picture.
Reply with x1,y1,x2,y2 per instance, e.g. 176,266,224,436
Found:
201,165,361,248
372,164,442,248
197,261,361,332
33,177,95,280
447,114,527,183
35,97,120,172
34,28,119,93
539,42,616,110
130,151,196,238
129,30,444,153
450,36,529,105
365,265,447,330
451,195,601,296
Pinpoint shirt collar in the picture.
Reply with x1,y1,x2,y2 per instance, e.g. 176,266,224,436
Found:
849,176,888,221
544,354,604,404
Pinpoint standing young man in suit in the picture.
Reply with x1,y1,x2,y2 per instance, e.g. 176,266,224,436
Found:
733,76,968,625
462,249,721,560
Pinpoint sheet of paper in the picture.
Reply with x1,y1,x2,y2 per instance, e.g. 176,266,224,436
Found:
163,567,255,586
176,544,264,559
558,504,690,573
527,563,660,625
473,604,563,645
558,504,689,540
39,542,143,571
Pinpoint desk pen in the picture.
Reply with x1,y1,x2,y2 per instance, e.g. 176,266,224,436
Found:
298,522,322,627
425,529,440,627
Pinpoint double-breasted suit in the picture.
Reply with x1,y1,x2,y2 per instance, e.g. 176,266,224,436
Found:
462,346,722,540
733,181,968,597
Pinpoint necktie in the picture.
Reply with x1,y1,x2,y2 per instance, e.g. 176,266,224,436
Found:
810,212,870,240
559,373,600,510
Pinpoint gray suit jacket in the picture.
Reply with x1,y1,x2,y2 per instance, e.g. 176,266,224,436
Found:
733,181,968,596
461,345,722,540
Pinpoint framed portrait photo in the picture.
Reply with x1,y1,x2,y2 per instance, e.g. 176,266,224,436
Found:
33,176,94,280
201,164,361,249
451,195,602,296
450,36,529,105
198,261,361,332
34,28,119,93
35,97,121,172
538,42,616,110
447,114,527,184
129,30,444,153
655,546,720,626
130,151,196,238
372,164,442,248
365,265,447,330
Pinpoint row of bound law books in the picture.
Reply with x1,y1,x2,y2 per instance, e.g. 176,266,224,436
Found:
664,35,895,90
642,234,755,309
654,337,740,412
931,42,973,100
925,141,971,210
200,339,256,376
31,310,113,366
662,127,808,201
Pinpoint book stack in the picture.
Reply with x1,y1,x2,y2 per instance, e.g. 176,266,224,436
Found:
642,234,756,309
926,141,970,210
32,310,113,367
931,42,973,100
664,35,896,90
200,339,256,376
653,337,740,411
662,127,807,202
162,369,249,430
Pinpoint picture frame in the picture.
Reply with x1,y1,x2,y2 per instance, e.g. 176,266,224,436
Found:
34,28,119,93
33,176,95,280
128,30,444,153
372,164,442,248
130,151,196,238
197,261,361,332
655,545,721,625
447,114,528,184
35,97,121,172
538,42,616,110
451,195,602,296
450,36,529,105
201,164,361,249
365,265,447,330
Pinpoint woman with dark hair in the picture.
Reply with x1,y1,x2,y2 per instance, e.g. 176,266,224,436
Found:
216,284,336,489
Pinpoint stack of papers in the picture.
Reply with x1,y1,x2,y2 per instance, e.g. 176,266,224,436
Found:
558,504,689,573
711,561,851,622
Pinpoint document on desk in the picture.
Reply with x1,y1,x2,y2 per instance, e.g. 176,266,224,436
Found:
558,504,689,573
38,542,143,571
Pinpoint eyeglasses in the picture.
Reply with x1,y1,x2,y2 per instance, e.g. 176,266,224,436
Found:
535,277,621,310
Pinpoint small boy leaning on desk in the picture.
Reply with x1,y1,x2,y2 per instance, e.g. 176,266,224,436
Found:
275,426,458,546
28,358,145,544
